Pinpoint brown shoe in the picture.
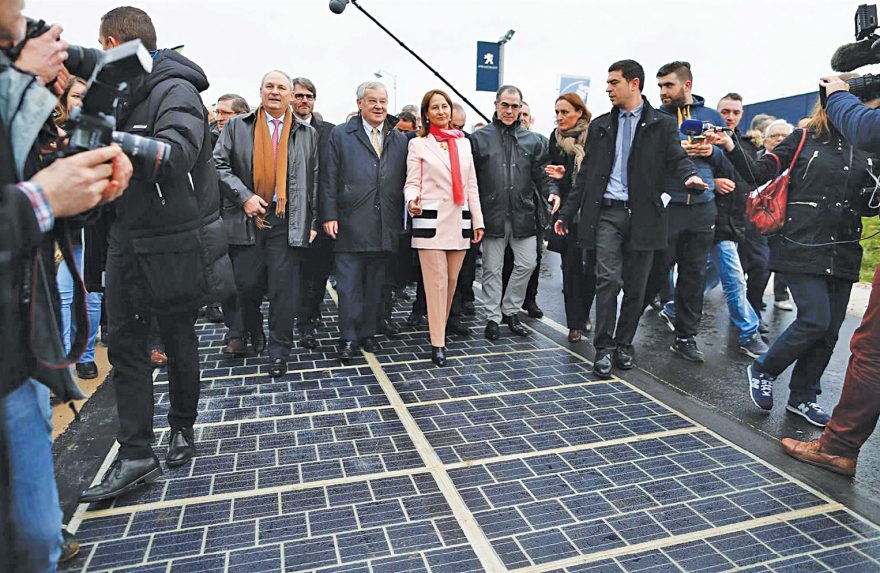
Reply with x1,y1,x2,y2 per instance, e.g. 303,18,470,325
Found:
780,438,857,477
567,329,582,343
150,348,167,367
223,337,247,357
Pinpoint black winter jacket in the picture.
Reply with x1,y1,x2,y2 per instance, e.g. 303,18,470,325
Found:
726,128,876,282
113,49,233,312
470,117,558,238
558,98,697,250
320,114,408,253
713,128,756,243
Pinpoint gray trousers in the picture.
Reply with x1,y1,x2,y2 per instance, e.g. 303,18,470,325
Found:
479,219,538,323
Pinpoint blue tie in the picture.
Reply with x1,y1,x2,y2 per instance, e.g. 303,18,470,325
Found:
620,112,633,189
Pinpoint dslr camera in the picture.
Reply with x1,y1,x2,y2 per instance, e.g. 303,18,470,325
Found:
23,19,170,180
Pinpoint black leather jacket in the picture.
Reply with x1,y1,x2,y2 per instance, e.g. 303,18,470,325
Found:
470,116,558,238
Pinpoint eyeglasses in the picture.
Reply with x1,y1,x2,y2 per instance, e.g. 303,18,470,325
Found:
293,93,315,101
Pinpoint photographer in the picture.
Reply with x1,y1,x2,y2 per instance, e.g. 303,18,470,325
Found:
1,4,132,570
79,6,232,503
774,77,880,476
708,99,878,441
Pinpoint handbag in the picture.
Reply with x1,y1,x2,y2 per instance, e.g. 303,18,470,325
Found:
746,128,807,235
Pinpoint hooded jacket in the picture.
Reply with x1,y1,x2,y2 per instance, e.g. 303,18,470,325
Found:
660,94,733,205
112,49,233,312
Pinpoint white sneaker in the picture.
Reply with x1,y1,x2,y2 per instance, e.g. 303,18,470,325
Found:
774,300,794,311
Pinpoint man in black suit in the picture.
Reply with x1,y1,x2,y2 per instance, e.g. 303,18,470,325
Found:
555,60,706,379
292,78,335,349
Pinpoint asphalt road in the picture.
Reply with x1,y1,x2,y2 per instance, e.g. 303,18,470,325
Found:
532,249,880,502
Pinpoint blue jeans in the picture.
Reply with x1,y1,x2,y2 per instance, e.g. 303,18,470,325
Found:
704,241,759,343
3,379,62,571
57,244,103,362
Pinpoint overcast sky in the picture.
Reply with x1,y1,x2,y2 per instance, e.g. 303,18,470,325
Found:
28,0,865,132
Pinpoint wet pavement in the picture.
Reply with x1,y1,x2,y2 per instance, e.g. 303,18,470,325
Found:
54,272,880,572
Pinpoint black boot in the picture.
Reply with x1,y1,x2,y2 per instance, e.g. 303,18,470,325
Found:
166,427,196,467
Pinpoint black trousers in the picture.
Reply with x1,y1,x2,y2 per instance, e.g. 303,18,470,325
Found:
221,288,241,340
456,243,479,304
645,201,717,339
228,211,305,359
300,235,334,324
561,236,596,330
756,273,852,403
335,252,388,342
594,207,655,354
106,242,200,459
738,229,771,318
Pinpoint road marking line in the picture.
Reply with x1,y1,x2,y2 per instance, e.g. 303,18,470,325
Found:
75,466,428,520
328,284,507,572
517,503,843,573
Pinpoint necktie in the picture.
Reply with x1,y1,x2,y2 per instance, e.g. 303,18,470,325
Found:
371,126,382,157
620,112,633,189
271,118,281,158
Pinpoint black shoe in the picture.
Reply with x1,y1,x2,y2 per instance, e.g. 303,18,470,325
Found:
251,328,267,354
269,358,287,377
361,337,379,353
485,320,500,341
299,321,318,349
166,427,195,468
431,346,447,367
593,353,613,379
339,340,356,362
758,320,770,334
406,312,424,328
223,337,248,357
205,303,224,323
75,361,98,380
446,318,471,337
378,318,401,337
503,314,529,337
79,456,162,503
523,300,544,319
60,529,80,564
614,348,634,370
462,301,476,316
671,337,705,363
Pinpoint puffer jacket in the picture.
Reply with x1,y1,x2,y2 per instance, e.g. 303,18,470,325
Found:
470,116,558,238
214,110,319,247
113,49,233,312
727,127,877,282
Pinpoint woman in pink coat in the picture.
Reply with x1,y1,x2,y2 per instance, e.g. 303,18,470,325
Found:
405,89,484,366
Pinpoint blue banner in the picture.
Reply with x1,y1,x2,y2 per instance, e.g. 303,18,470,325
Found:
559,75,591,104
476,41,501,92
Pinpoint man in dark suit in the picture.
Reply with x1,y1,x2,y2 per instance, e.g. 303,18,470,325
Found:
555,59,706,379
321,81,408,362
291,77,335,349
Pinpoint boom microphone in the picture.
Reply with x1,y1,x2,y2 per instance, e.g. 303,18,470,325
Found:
679,119,730,137
831,37,880,72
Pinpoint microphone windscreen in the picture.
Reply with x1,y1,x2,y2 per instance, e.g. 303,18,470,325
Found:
679,119,705,136
831,39,879,72
329,0,348,14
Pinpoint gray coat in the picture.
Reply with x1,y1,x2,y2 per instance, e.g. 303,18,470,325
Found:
214,110,319,247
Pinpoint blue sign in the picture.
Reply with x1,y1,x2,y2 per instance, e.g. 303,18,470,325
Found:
476,41,501,92
559,75,591,104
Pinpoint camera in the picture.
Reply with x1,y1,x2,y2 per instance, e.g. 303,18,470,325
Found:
60,40,171,181
21,19,171,181
823,5,880,105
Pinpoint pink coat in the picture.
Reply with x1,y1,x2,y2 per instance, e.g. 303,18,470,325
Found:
404,135,484,250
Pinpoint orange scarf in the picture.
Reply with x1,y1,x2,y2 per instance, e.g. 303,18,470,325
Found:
253,106,292,220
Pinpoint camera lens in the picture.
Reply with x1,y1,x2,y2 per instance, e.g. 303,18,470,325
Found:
111,131,171,182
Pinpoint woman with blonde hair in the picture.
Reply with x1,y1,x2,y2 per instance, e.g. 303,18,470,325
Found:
405,89,484,366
